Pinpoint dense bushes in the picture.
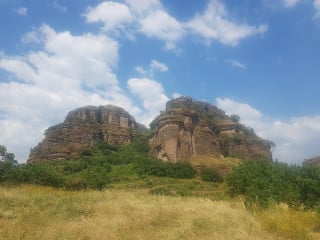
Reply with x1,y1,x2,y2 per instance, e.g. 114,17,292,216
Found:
0,140,196,190
13,164,66,187
227,160,320,208
200,168,223,183
133,157,196,179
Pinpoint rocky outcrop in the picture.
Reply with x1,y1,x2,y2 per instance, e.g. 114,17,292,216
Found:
303,156,320,167
28,105,145,162
149,97,273,162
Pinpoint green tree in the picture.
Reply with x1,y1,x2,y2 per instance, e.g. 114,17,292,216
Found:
0,145,17,181
0,145,16,163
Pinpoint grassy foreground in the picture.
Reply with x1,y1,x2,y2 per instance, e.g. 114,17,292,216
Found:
1,185,320,240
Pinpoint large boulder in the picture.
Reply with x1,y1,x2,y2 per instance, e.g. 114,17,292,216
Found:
28,105,145,162
149,97,273,162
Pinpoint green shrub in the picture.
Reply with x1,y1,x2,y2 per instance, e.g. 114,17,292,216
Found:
95,141,119,155
297,166,320,208
81,165,111,190
133,158,196,179
200,168,223,183
14,163,65,187
226,160,300,208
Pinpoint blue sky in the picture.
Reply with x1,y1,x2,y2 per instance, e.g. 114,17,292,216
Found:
0,0,319,163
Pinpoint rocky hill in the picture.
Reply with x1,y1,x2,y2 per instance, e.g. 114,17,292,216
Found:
28,97,273,163
28,105,145,162
149,97,273,162
303,156,320,167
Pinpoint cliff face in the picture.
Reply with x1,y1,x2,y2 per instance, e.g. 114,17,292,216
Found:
303,156,320,167
149,97,273,162
28,105,145,162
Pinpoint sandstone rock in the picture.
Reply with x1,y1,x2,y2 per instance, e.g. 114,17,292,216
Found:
149,96,273,162
28,105,145,162
303,156,320,167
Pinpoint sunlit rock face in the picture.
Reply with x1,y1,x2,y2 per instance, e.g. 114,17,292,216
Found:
149,97,273,162
28,105,145,162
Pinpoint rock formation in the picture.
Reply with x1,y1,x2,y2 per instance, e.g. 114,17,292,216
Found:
28,105,145,162
28,97,274,163
149,97,273,162
303,156,320,167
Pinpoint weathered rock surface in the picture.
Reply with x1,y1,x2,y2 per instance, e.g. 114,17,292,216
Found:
303,156,320,167
149,97,273,162
28,105,145,162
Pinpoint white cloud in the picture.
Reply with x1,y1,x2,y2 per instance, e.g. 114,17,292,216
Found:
225,59,247,69
281,0,320,18
53,1,67,12
186,0,268,46
84,1,133,33
173,92,182,99
16,7,27,16
282,0,301,8
0,24,143,162
127,78,168,125
314,0,320,18
125,0,160,15
216,98,262,127
134,66,147,75
139,10,184,49
216,97,320,164
134,59,168,77
150,59,168,72
85,0,266,50
85,0,183,49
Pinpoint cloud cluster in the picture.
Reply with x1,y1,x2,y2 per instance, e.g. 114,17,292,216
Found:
84,0,268,49
282,0,301,8
135,59,168,77
314,0,320,18
217,98,320,164
0,25,145,160
0,24,168,161
282,0,320,18
186,0,268,46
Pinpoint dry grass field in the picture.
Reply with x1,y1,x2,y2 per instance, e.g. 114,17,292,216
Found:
1,185,320,240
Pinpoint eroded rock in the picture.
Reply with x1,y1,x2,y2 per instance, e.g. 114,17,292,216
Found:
149,97,273,162
28,105,145,162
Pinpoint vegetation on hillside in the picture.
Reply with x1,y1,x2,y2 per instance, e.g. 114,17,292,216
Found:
2,142,320,210
0,140,197,191
227,160,320,209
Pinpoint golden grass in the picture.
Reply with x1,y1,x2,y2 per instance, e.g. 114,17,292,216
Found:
0,184,319,240
259,204,320,240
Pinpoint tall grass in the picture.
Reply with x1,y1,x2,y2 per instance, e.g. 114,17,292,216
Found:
2,185,318,240
259,204,320,240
